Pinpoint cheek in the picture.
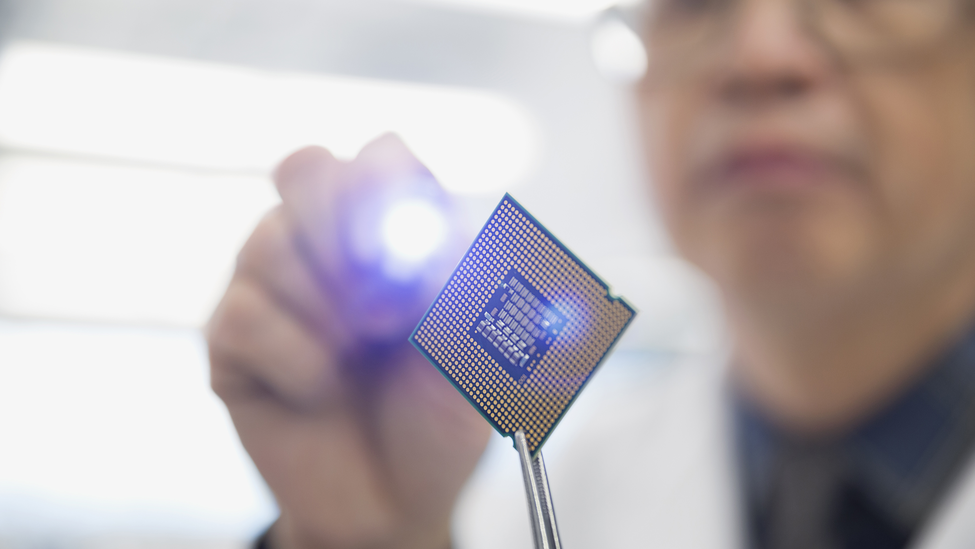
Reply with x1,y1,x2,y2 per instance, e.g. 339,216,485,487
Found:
856,65,975,277
637,80,887,300
637,87,704,257
703,191,877,285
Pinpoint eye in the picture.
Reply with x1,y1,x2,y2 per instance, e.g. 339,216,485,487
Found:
644,0,730,52
648,0,726,38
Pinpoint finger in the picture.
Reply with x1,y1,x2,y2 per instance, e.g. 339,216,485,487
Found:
273,145,349,284
350,132,434,183
273,137,437,268
351,136,472,337
272,137,454,343
235,206,356,353
208,275,343,409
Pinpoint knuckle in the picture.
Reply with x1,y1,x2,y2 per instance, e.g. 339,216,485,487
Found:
206,279,277,401
207,278,265,354
236,207,290,272
208,353,237,401
273,145,338,196
354,133,429,176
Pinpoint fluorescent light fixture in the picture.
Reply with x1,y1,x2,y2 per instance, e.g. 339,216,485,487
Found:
395,0,642,22
0,155,279,327
0,41,540,195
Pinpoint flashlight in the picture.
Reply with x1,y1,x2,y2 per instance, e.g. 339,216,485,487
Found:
380,198,449,266
341,170,454,279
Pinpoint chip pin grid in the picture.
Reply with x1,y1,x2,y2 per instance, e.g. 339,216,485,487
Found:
411,194,636,548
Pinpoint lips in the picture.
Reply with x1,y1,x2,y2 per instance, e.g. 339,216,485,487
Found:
699,141,852,194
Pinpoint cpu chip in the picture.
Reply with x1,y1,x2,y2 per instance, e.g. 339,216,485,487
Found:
410,194,636,455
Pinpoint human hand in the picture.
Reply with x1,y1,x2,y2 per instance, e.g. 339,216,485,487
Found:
207,135,492,549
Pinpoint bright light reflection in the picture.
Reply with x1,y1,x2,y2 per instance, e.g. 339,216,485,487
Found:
0,41,540,195
590,16,648,82
381,199,449,263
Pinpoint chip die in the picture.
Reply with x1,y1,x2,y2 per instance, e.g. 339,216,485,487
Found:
410,194,636,455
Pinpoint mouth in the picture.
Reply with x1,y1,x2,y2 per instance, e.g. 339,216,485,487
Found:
699,141,855,195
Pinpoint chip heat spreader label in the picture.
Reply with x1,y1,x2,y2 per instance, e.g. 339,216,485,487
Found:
410,194,636,455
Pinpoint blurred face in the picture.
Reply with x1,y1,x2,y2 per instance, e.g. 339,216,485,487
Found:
637,0,975,326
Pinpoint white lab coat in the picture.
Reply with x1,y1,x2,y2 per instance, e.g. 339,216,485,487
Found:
452,354,975,549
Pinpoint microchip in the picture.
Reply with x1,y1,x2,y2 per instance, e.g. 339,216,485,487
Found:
410,194,636,455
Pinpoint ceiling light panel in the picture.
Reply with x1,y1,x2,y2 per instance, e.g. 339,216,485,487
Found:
0,155,279,326
0,41,539,195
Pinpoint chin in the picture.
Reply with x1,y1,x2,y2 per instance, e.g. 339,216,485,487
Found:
693,220,877,326
734,265,834,323
669,171,883,322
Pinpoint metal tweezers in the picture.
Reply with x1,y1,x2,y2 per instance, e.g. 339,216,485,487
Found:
515,430,562,549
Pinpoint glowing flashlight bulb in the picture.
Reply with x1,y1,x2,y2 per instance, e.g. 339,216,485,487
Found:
380,199,448,263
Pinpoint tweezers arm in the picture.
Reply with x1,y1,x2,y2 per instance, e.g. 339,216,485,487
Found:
515,430,562,549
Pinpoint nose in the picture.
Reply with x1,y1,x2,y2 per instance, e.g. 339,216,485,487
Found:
715,0,833,109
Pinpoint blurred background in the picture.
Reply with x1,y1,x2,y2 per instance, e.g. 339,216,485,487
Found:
0,0,723,547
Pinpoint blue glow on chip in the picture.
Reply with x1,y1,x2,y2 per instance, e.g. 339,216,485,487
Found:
410,194,636,455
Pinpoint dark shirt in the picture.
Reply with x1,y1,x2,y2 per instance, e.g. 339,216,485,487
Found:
736,327,975,549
